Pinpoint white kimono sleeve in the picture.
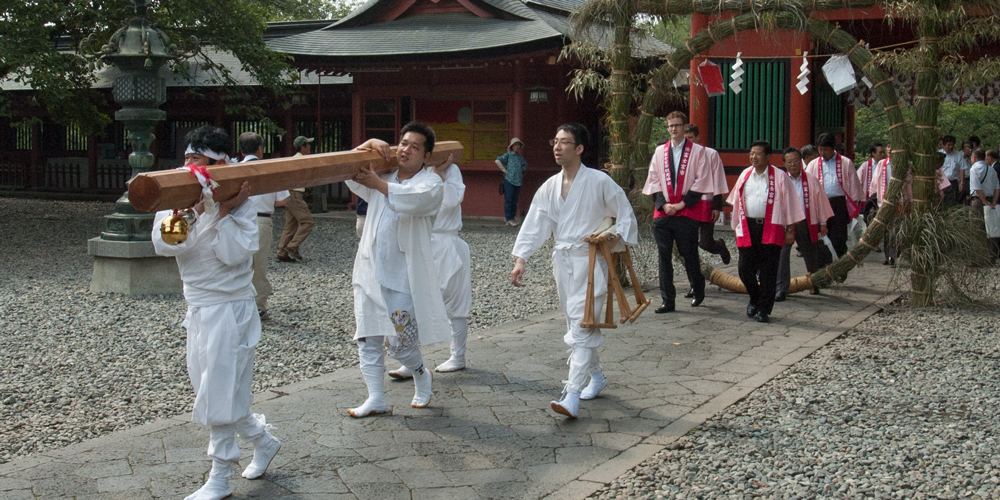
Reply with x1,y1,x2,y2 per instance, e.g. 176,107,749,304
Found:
387,177,443,217
441,164,466,209
346,179,376,202
212,203,259,266
603,179,639,246
512,186,556,261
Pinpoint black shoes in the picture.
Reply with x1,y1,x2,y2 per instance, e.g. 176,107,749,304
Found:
691,295,704,307
746,304,758,318
755,311,769,323
720,245,731,265
684,288,695,299
277,254,296,263
655,303,675,314
774,291,786,302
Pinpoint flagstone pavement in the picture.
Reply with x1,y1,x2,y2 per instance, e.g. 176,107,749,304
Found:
0,253,898,500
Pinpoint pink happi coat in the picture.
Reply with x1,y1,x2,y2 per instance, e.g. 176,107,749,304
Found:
727,165,806,248
789,170,835,243
870,159,951,207
642,139,720,222
856,157,879,200
805,154,864,218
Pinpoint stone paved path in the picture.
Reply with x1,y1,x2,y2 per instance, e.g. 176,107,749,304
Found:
0,253,897,500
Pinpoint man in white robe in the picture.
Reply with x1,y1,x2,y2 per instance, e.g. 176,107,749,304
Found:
238,132,288,320
510,123,638,418
389,156,472,378
153,125,280,500
346,122,451,417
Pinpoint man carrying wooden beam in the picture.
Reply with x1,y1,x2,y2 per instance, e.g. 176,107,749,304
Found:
510,123,637,418
152,125,281,500
345,122,452,417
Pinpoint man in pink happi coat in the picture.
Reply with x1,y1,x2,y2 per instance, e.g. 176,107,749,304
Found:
643,111,721,313
775,147,835,301
727,141,805,323
805,132,864,258
856,142,887,222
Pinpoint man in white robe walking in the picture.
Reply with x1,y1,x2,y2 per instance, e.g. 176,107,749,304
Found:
346,122,451,417
153,125,280,500
510,123,638,418
389,154,473,378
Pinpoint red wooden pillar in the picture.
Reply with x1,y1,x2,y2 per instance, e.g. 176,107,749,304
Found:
689,13,710,142
788,37,813,149
352,92,364,148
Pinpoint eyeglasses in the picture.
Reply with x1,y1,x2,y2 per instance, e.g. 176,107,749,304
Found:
667,123,685,129
550,139,576,147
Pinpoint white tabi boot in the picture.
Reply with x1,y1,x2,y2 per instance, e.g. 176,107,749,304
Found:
241,414,281,479
349,365,390,417
388,365,413,380
580,371,607,400
185,460,233,500
435,318,468,372
411,365,433,408
550,390,581,418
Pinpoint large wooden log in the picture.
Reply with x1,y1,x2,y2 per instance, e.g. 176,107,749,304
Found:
128,141,465,213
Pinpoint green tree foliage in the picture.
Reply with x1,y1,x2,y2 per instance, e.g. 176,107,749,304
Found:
855,103,1000,163
0,0,360,135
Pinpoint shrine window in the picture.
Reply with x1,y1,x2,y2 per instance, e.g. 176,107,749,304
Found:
11,122,33,150
710,60,789,152
364,99,398,144
414,98,509,162
231,121,278,154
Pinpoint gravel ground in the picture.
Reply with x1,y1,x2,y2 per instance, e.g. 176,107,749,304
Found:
589,281,1000,500
0,197,727,464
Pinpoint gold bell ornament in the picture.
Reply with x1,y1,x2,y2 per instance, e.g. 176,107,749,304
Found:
160,209,193,245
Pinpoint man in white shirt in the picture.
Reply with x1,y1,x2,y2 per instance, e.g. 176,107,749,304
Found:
857,142,886,222
727,141,805,323
510,123,637,418
805,133,863,259
237,132,288,320
969,148,1000,263
940,135,969,206
775,147,833,301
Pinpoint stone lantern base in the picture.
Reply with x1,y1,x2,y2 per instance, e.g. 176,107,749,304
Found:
88,238,182,295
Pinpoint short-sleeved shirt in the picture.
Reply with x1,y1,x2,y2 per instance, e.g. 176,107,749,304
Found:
821,156,845,197
744,168,769,218
970,161,999,196
941,150,969,181
496,151,528,186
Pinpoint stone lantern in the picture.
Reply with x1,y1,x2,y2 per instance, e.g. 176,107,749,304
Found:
83,0,196,294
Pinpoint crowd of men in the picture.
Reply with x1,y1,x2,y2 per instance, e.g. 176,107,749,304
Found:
151,120,998,499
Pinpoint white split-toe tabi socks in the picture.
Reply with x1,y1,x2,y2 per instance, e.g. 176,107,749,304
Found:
348,396,390,418
241,432,281,480
388,365,413,380
411,366,433,408
185,461,233,500
550,390,581,418
434,356,466,373
580,372,607,400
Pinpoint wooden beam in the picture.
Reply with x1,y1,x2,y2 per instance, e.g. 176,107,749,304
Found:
128,141,464,213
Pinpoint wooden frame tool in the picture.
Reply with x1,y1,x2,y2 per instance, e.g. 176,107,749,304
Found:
580,233,652,329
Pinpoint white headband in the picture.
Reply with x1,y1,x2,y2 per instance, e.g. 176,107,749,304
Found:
185,144,228,161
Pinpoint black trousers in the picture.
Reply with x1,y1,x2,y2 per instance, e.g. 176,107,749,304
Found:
654,215,704,304
776,220,830,294
738,220,783,315
699,221,728,255
826,196,851,258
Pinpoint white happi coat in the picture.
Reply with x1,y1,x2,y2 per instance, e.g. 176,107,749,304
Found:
513,165,638,348
152,201,261,426
429,163,472,319
347,168,451,346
